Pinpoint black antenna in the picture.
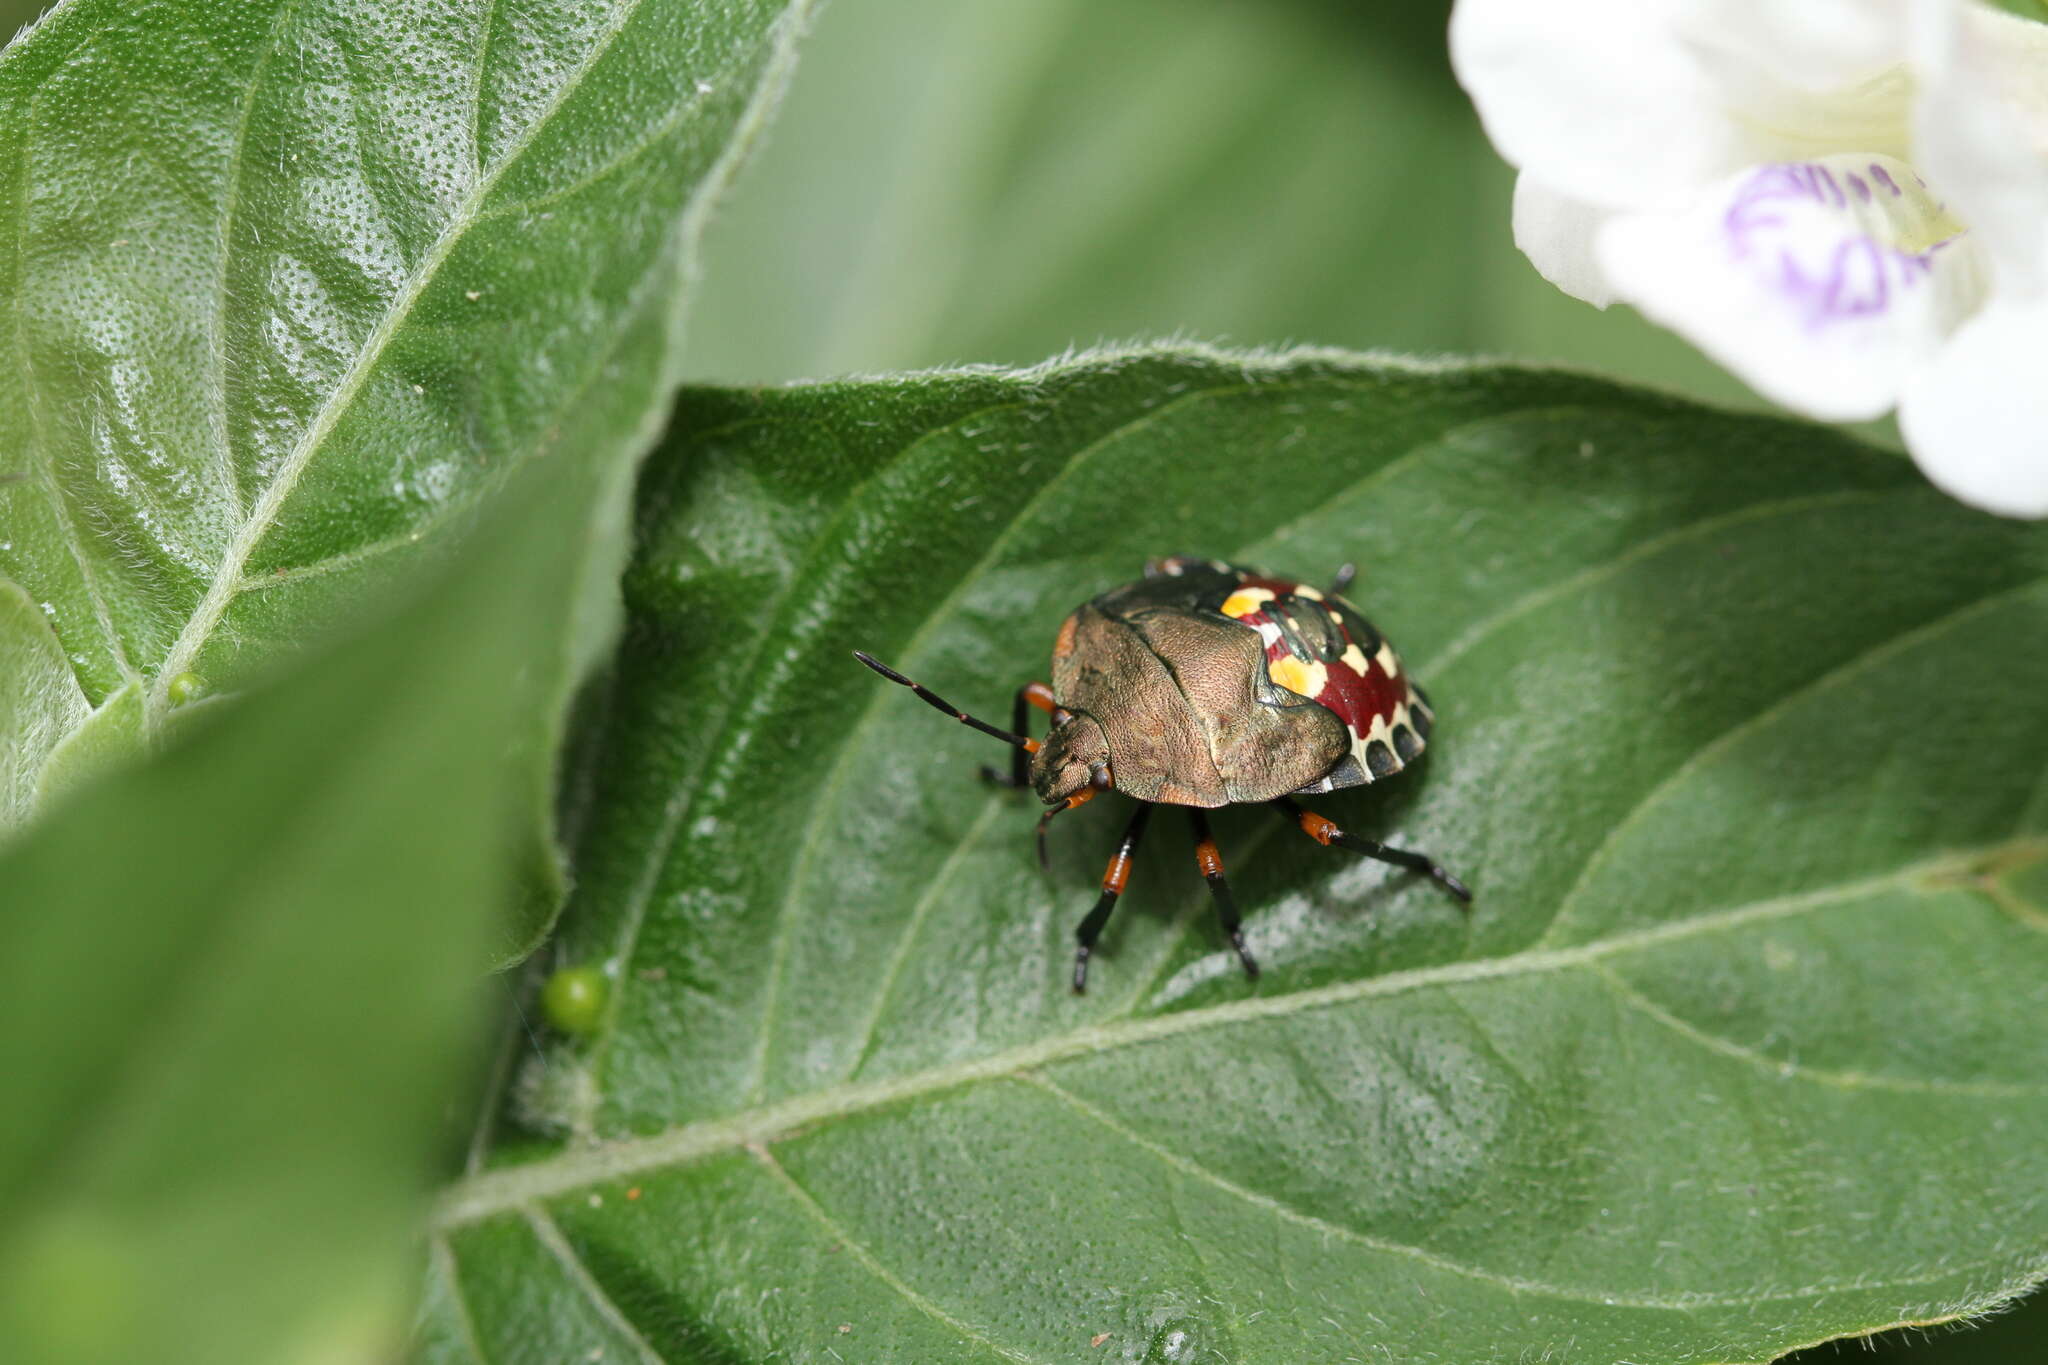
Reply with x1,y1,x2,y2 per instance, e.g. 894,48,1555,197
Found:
854,652,1036,750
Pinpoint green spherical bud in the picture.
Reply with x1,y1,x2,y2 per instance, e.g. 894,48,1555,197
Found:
541,965,608,1037
166,672,206,705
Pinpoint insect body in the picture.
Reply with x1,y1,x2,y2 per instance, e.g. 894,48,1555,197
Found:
856,556,1469,992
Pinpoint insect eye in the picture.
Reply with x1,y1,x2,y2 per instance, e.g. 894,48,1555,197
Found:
1089,762,1114,790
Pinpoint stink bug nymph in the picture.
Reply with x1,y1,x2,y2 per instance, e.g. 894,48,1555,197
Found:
855,556,1469,992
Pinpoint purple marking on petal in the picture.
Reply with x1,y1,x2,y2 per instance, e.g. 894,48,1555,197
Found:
1723,164,1832,254
1771,230,1962,329
1721,162,1964,331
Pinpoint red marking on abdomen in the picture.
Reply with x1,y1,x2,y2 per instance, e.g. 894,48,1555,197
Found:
1316,654,1403,738
1236,591,1406,738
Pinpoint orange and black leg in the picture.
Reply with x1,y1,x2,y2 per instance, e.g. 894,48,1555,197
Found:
1273,796,1471,901
1072,801,1153,993
982,681,1063,789
1190,809,1259,979
1034,784,1097,869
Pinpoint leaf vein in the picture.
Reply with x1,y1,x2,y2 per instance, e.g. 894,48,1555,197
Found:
1421,486,1902,681
1118,424,1819,1014
11,88,137,686
749,1144,1044,1363
1022,1072,1716,1311
524,1205,668,1365
1591,961,2045,1098
1537,574,2048,950
149,0,658,718
745,388,1211,1102
232,484,495,592
466,0,501,181
749,381,1623,1098
434,839,2037,1228
474,78,710,225
204,0,302,524
583,394,1039,1117
429,1236,495,1365
843,799,1006,1082
567,2,835,1116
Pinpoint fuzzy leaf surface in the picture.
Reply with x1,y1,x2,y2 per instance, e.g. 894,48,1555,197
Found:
0,0,812,956
433,348,2048,1365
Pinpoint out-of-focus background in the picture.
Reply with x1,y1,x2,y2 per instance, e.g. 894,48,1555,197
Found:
684,0,1758,407
0,0,2026,1357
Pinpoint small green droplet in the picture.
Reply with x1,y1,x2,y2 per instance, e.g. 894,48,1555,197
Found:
166,671,206,705
541,965,608,1037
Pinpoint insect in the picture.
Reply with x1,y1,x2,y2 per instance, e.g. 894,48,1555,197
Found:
855,555,1469,992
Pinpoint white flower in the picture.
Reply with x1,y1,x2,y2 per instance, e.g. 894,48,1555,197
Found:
1451,0,2048,517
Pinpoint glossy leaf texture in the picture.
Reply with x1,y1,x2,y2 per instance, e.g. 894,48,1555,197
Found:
0,0,814,958
428,347,2048,1364
0,435,631,1365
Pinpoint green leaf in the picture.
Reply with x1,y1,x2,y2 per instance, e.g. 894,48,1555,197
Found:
0,576,88,816
430,347,2048,1364
1810,1287,2048,1365
1980,0,2048,25
0,432,623,1365
0,0,816,959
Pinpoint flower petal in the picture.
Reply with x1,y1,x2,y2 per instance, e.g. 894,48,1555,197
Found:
1450,0,1737,208
1513,177,1619,307
1691,0,1906,93
1899,293,2048,518
1597,155,1987,420
1910,0,2048,291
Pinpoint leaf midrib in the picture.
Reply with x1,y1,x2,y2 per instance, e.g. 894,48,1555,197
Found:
145,0,661,722
434,836,2038,1238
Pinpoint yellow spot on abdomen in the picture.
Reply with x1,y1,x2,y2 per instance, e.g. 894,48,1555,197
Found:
1268,654,1326,699
1221,588,1275,618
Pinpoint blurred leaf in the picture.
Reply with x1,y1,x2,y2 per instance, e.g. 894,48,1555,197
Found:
428,346,2048,1363
0,0,815,960
0,426,625,1365
1980,0,2048,23
685,0,1757,413
0,0,40,48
